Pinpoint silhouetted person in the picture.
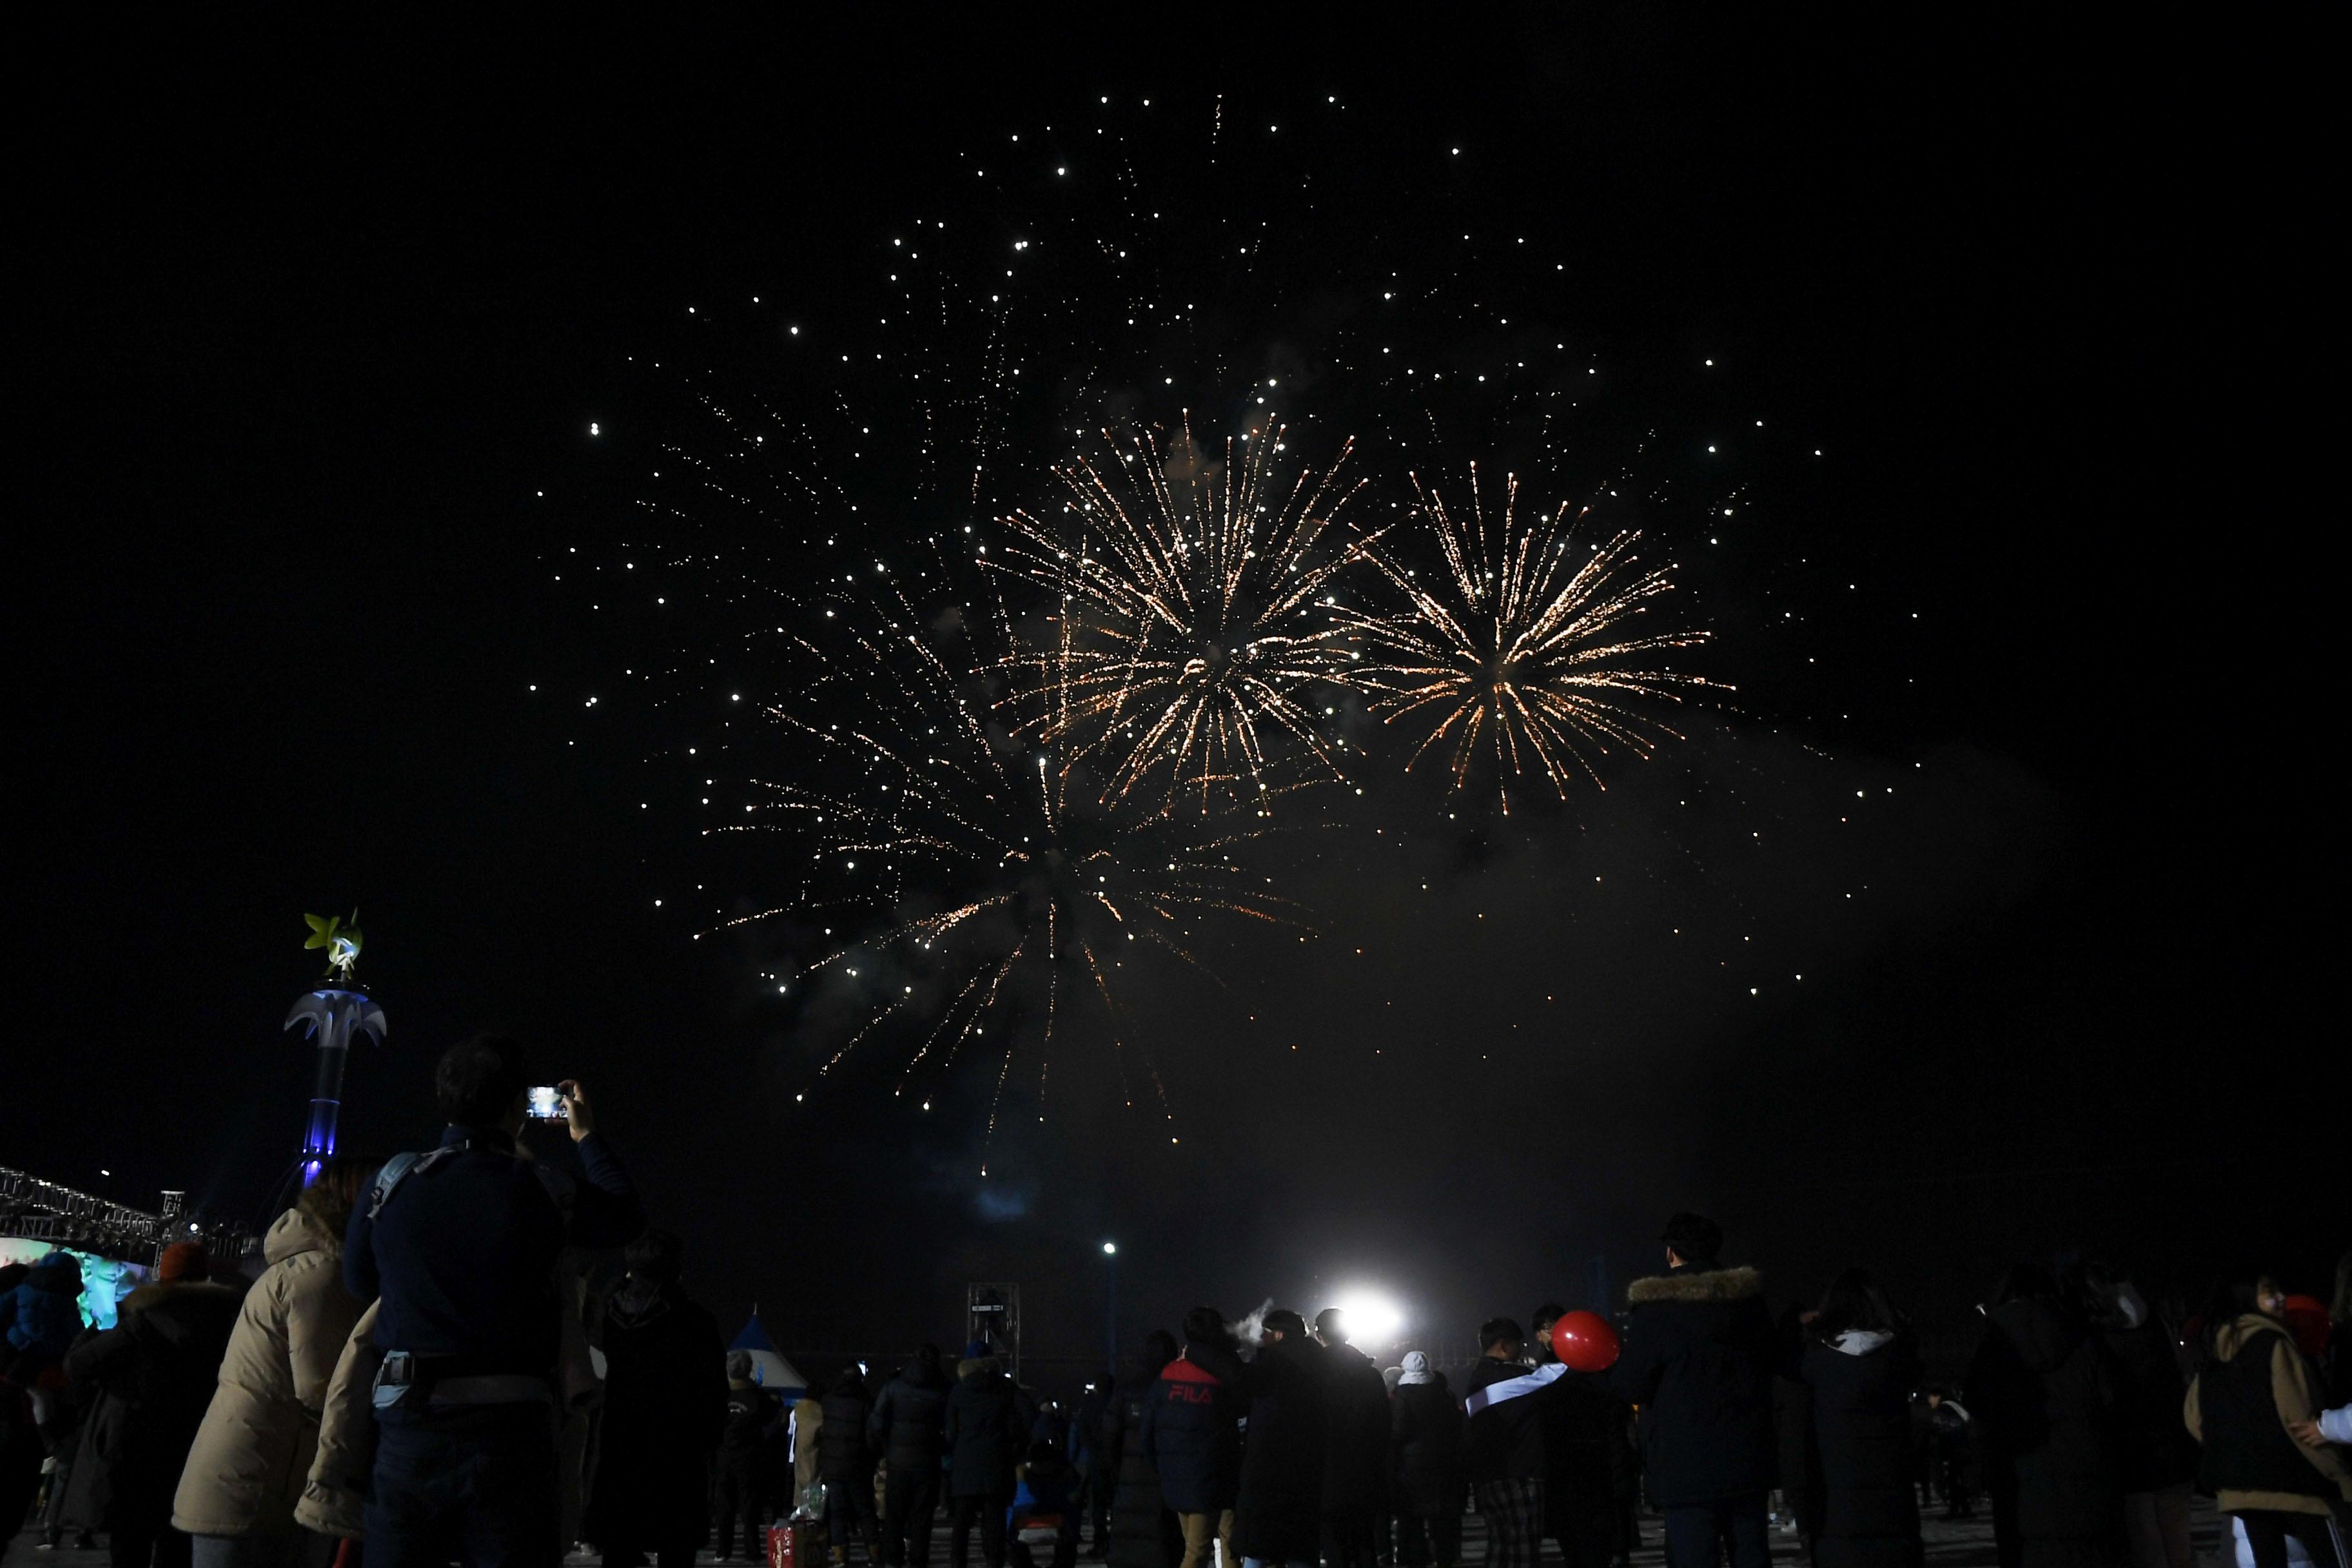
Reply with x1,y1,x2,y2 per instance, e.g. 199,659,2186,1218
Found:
950,1342,1030,1568
65,1242,240,1568
1143,1308,1245,1568
716,1351,781,1562
1609,1213,1776,1568
1389,1353,1465,1568
1965,1263,2125,1568
1795,1269,1925,1568
2185,1269,2350,1568
1226,1310,1327,1568
870,1346,950,1568
593,1231,726,1568
343,1039,643,1568
819,1362,883,1567
1315,1308,1389,1568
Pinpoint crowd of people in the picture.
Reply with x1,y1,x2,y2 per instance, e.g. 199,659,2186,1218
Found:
3,1037,2347,1568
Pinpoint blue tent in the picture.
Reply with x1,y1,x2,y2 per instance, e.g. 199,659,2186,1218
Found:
730,1309,810,1404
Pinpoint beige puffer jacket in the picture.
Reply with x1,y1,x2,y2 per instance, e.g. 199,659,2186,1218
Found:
170,1208,361,1537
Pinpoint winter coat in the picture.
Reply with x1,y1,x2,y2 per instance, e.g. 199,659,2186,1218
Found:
2184,1313,2352,1519
4,1254,85,1364
1073,1384,1113,1472
1140,1343,1244,1514
1608,1264,1778,1506
945,1358,1025,1498
2099,1317,2197,1494
1963,1296,2124,1552
867,1358,950,1473
1540,1369,1629,1542
818,1368,879,1482
1464,1357,1571,1482
293,1301,378,1539
171,1208,360,1538
722,1380,781,1465
590,1279,727,1553
1799,1331,1925,1568
65,1280,241,1529
1320,1340,1390,1517
1102,1355,1175,1568
1213,1336,1326,1563
791,1397,824,1502
1391,1377,1466,1507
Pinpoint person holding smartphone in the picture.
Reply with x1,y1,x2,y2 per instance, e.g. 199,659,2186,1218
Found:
342,1035,646,1568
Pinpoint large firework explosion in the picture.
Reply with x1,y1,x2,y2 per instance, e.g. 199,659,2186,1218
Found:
557,93,1786,1148
707,545,1303,1161
1335,466,1719,812
995,413,1378,815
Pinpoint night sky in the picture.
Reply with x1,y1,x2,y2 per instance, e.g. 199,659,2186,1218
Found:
15,14,2340,1380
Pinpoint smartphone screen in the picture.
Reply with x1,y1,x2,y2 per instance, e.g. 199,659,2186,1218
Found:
525,1085,567,1121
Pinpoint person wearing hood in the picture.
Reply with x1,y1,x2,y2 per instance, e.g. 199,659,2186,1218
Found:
66,1240,242,1568
1206,1309,1324,1568
1608,1213,1778,1568
817,1361,884,1567
1794,1269,1925,1568
870,1345,951,1568
2185,1269,2352,1568
591,1230,727,1568
948,1342,1032,1568
716,1351,781,1562
1312,1308,1389,1568
1101,1330,1179,1568
1963,1263,2126,1568
171,1162,371,1568
2062,1264,2197,1568
1389,1352,1464,1568
1142,1309,1246,1568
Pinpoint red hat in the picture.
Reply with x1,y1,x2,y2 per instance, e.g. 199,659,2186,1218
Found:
155,1242,210,1282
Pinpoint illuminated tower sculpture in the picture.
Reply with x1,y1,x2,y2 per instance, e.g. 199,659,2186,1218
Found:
284,912,385,1182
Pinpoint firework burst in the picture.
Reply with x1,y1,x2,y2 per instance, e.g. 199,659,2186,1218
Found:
995,414,1379,814
709,558,1301,1157
1335,465,1718,810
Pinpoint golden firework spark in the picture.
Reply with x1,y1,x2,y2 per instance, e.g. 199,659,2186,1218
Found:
996,413,1380,814
707,559,1301,1154
1335,465,1719,810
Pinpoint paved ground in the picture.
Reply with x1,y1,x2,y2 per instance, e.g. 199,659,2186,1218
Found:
5,1501,2237,1568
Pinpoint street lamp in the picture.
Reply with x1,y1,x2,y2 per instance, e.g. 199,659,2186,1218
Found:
1102,1240,1119,1367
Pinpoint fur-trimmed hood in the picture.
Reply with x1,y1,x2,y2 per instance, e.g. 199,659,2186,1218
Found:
1627,1265,1764,1306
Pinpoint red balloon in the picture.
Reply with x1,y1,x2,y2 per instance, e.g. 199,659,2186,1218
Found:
1550,1309,1621,1372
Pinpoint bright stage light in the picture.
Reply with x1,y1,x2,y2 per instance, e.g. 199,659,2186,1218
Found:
1102,1240,1119,1255
1332,1289,1404,1346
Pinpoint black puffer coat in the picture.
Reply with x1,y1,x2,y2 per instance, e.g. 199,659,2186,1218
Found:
1141,1343,1243,1514
818,1367,879,1482
1390,1377,1465,1510
1800,1333,1925,1568
1965,1297,2123,1562
1219,1336,1326,1563
593,1279,728,1553
868,1357,950,1474
945,1358,1024,1498
1321,1340,1391,1518
1104,1340,1179,1568
1609,1264,1778,1506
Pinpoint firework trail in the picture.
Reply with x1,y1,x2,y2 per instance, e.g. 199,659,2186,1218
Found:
707,545,1303,1161
1334,465,1719,812
995,413,1380,815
